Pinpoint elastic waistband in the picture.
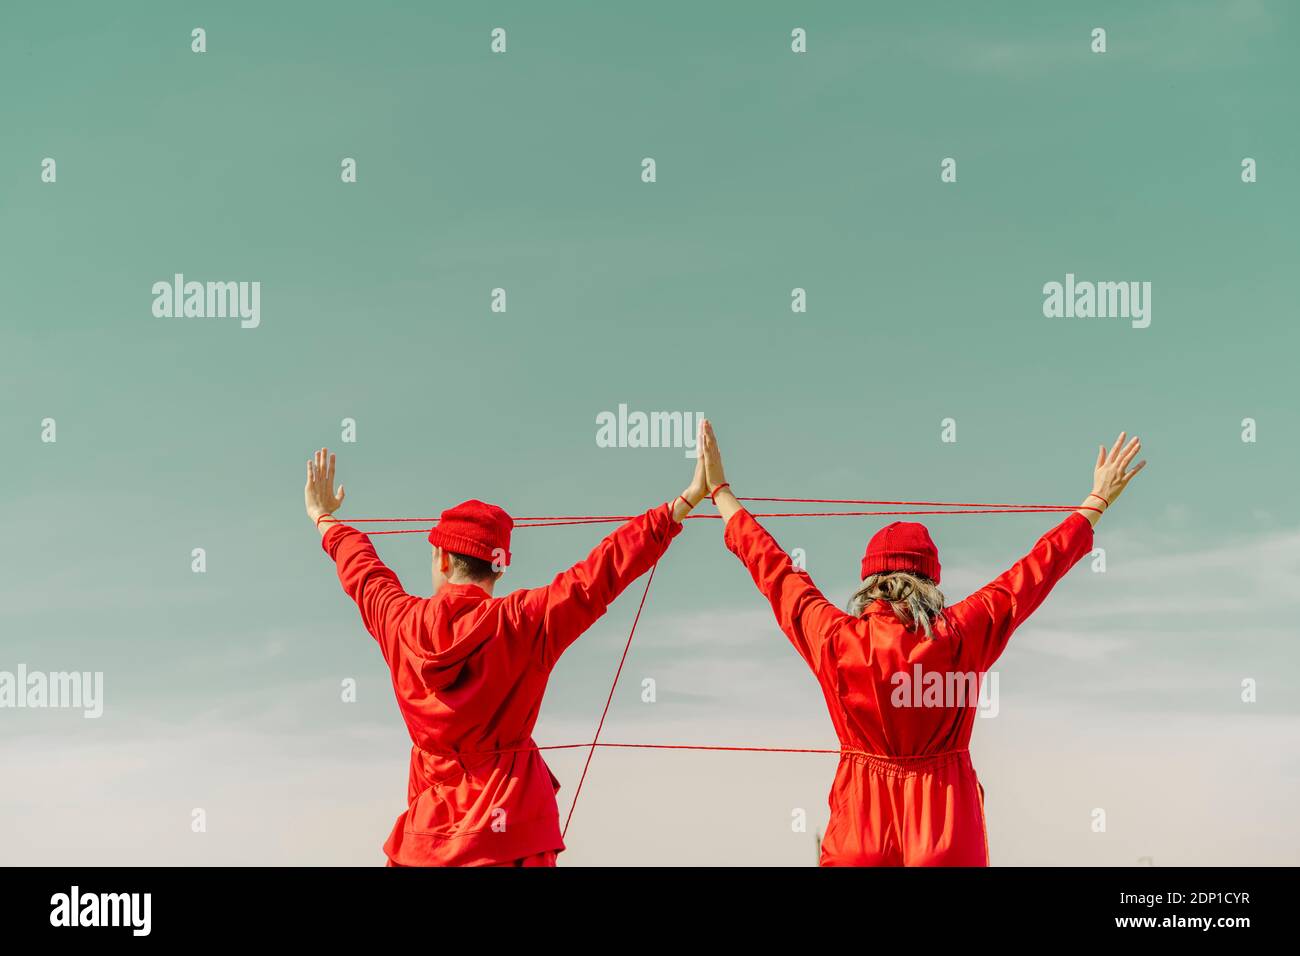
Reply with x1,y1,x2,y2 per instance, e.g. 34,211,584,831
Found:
840,748,970,778
414,742,542,779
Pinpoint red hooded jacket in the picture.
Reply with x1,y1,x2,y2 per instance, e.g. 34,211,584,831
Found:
322,503,682,866
724,509,1094,865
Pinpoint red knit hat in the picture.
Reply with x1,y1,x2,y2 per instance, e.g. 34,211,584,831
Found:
428,500,513,567
860,521,941,583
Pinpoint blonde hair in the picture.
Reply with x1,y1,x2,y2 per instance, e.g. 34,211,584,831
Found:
847,572,947,639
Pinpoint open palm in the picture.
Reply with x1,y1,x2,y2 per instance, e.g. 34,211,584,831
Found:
305,447,346,521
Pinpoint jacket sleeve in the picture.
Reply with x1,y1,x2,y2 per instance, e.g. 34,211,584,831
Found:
321,524,421,667
945,512,1095,671
518,503,683,669
723,509,845,672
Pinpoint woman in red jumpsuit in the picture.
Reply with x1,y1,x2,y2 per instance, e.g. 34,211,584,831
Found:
698,421,1145,866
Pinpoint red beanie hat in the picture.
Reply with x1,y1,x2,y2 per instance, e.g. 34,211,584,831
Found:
428,500,513,567
860,521,941,583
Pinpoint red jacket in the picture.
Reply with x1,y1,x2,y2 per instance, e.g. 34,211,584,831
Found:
724,510,1094,863
322,504,682,866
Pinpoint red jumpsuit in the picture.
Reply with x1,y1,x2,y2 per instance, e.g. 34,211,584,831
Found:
724,509,1094,866
322,504,682,866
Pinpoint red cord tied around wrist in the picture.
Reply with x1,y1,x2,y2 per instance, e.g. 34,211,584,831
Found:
1087,493,1108,510
676,495,693,512
315,513,337,528
709,483,731,504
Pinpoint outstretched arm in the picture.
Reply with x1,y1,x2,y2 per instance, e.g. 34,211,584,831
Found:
949,431,1147,670
700,419,842,670
521,442,708,667
306,447,415,663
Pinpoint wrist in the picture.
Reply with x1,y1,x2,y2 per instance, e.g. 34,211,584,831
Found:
670,492,696,525
1077,493,1105,528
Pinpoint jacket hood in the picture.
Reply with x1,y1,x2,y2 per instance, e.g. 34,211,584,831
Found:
418,583,499,690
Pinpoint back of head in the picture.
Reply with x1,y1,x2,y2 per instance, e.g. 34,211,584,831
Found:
860,521,941,582
848,571,946,639
447,551,500,584
854,521,946,638
428,499,514,570
429,499,513,591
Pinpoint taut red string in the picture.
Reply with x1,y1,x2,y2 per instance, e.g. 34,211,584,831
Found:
428,742,962,758
340,496,1100,534
562,562,657,840
347,502,1099,534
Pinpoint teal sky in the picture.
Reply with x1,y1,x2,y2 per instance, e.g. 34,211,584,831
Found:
2,1,1297,865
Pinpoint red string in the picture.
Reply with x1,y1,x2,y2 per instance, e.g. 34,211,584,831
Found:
741,496,1083,508
427,742,962,759
561,562,658,840
585,743,968,760
571,743,839,755
342,498,1092,524
357,506,1095,534
342,497,1100,532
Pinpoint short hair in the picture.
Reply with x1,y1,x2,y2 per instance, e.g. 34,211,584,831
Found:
449,551,498,582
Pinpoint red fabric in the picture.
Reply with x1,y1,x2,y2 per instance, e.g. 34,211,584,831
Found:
323,504,682,866
860,521,942,583
428,499,514,566
725,510,1093,866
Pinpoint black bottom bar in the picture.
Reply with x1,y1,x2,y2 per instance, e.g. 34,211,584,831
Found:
0,865,1284,943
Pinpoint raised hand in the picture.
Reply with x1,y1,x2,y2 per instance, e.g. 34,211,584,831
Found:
685,420,709,506
1077,432,1145,526
700,418,727,493
698,418,744,525
1092,432,1146,506
305,447,346,524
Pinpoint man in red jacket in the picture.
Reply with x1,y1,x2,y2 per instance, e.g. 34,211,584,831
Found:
304,445,707,866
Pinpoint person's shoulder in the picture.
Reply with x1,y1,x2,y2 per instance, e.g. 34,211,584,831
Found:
491,586,531,609
473,585,541,626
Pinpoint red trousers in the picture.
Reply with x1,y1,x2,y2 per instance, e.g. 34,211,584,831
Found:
821,752,990,867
